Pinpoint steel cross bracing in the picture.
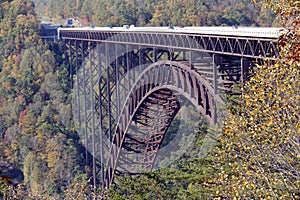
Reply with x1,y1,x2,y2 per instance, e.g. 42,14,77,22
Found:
103,60,224,188
60,29,279,60
62,28,280,191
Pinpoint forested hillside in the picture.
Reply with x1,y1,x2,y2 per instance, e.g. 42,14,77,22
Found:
33,0,275,27
0,0,87,198
1,0,299,199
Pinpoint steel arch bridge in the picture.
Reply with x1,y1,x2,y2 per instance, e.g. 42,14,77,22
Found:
58,26,280,190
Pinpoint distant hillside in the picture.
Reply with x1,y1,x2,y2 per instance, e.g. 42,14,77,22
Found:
32,0,276,27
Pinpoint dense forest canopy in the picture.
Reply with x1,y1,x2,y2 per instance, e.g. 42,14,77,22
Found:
32,0,276,27
0,0,299,199
0,0,84,198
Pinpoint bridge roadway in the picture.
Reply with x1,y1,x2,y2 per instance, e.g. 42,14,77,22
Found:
59,26,280,59
59,25,281,37
58,26,280,192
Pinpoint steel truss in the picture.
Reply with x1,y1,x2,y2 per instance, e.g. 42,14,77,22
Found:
103,60,224,188
60,29,279,59
62,29,279,192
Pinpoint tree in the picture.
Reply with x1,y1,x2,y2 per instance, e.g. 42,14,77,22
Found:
116,2,138,25
0,1,86,199
0,169,12,197
149,3,169,26
210,0,300,198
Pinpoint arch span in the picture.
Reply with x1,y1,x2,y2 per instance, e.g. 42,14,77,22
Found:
104,60,224,188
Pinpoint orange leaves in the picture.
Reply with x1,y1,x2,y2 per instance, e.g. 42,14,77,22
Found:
1,82,12,89
0,169,12,185
1,1,10,11
18,109,28,124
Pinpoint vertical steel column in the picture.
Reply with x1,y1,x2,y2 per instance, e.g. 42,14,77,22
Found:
241,58,250,84
212,54,218,95
132,47,136,86
139,45,144,74
97,43,105,189
115,44,121,117
189,51,195,70
168,48,173,61
212,54,218,124
106,43,113,142
153,47,158,62
75,41,87,165
130,46,138,84
182,50,187,60
126,44,131,92
89,41,97,192
69,40,73,88
82,40,89,176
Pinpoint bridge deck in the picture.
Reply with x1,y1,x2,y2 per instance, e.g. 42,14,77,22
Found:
58,26,281,39
58,26,280,59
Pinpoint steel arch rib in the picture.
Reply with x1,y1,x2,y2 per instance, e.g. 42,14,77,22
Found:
103,60,224,188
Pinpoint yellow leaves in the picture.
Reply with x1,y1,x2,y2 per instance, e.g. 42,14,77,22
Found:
47,151,59,168
231,175,237,181
16,14,27,26
37,64,45,78
219,68,299,198
266,120,273,127
242,181,248,186
242,181,256,190
53,114,59,121
214,0,300,198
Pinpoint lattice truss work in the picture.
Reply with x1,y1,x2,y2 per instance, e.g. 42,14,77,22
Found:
60,30,279,59
63,30,279,190
103,59,227,188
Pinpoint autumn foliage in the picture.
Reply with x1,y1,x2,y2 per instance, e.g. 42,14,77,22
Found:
213,0,300,198
0,0,299,199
